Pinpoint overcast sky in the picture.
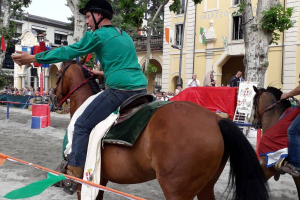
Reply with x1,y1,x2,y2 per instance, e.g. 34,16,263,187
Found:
24,0,73,23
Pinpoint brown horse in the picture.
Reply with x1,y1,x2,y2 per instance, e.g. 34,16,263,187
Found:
253,86,300,199
54,60,269,200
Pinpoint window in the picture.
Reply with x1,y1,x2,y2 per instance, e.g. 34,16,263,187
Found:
54,33,68,45
154,73,162,92
233,0,240,5
175,24,183,46
32,29,45,35
232,16,243,40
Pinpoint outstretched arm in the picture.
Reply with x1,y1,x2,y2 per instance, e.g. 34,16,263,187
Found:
12,31,101,65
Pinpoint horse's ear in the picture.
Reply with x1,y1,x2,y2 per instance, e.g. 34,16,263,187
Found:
253,86,259,94
80,55,88,65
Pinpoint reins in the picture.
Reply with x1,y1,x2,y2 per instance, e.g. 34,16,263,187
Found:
56,65,94,109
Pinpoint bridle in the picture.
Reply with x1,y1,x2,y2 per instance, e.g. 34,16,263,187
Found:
253,91,282,128
55,63,94,109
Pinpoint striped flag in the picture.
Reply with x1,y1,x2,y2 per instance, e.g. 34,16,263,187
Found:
199,27,207,45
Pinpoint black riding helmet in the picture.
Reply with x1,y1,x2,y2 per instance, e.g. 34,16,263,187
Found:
79,0,114,30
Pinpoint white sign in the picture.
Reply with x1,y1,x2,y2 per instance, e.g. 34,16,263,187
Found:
237,82,257,114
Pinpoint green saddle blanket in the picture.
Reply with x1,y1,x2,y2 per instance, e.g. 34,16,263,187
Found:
62,101,173,158
103,101,173,146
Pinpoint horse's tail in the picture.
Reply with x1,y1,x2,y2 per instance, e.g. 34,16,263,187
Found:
218,118,269,200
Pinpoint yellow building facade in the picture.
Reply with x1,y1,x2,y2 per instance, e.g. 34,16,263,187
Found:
162,0,299,93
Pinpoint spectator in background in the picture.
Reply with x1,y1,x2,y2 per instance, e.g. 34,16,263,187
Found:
175,84,182,95
18,89,24,95
229,71,242,87
161,92,169,101
23,88,28,95
167,91,174,99
203,70,216,87
34,87,40,96
187,74,200,87
157,94,162,101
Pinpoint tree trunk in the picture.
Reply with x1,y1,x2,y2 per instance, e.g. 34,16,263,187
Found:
66,0,86,42
145,0,169,74
0,0,12,71
243,0,279,88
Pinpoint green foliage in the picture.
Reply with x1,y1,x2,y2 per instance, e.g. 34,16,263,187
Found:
78,0,89,9
169,0,202,13
66,16,75,31
232,0,246,16
262,60,269,67
260,4,296,45
0,0,31,47
0,70,11,89
144,63,157,79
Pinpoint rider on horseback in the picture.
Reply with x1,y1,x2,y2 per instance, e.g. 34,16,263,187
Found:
12,0,147,192
281,84,300,177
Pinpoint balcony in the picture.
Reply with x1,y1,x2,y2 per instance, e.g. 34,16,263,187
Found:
133,35,163,52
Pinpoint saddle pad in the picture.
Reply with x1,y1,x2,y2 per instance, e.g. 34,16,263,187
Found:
103,101,173,146
258,106,300,168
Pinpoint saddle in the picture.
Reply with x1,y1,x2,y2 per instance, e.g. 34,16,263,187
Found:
116,93,154,124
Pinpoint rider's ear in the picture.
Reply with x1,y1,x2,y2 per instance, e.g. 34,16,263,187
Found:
253,86,259,94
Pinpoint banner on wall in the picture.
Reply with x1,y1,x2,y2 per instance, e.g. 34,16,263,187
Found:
199,27,207,44
165,28,169,43
237,82,257,115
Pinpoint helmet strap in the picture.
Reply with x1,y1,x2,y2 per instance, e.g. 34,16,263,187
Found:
91,12,104,30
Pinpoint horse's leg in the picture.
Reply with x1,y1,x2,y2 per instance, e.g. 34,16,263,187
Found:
95,177,108,200
260,156,276,180
293,177,300,199
196,157,228,200
150,103,224,200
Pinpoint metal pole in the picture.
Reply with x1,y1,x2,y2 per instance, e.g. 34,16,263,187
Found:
6,103,9,119
178,0,189,85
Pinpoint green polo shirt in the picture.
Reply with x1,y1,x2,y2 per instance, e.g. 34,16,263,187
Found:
35,25,147,90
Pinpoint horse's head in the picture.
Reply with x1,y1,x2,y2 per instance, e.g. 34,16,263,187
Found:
53,60,101,112
53,60,77,109
252,86,291,129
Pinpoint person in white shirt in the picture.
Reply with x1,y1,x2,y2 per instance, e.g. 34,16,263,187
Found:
161,92,169,101
187,74,200,87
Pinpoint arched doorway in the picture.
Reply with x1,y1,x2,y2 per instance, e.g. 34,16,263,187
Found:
171,76,183,94
143,59,162,93
48,65,58,89
221,56,244,86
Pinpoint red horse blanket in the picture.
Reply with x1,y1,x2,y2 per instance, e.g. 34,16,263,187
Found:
258,106,300,156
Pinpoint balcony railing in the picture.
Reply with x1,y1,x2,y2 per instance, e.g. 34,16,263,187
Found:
133,35,163,52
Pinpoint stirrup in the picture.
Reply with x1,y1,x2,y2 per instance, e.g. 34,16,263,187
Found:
52,159,69,188
62,165,84,195
274,157,286,171
281,164,300,178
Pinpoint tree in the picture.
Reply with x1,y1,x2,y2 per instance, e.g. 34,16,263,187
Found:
0,0,31,70
120,0,202,79
66,0,87,42
238,0,295,87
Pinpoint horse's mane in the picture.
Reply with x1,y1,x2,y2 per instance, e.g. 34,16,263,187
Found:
254,86,291,109
61,60,100,94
